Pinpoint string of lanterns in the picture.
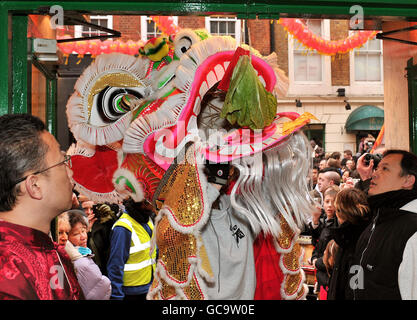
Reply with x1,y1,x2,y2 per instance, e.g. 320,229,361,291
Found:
278,18,378,56
57,17,378,62
56,16,179,63
57,36,145,64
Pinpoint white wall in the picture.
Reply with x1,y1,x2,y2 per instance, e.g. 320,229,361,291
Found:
277,96,384,153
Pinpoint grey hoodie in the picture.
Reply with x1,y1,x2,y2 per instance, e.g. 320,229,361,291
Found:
200,184,256,300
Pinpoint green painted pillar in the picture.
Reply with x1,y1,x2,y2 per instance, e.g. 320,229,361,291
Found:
11,14,28,114
0,4,9,115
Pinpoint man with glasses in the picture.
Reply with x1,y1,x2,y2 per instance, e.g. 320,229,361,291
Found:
0,114,84,300
352,150,417,300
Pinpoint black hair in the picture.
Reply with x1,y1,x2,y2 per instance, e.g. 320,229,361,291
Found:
319,166,342,176
0,114,48,211
67,210,88,229
123,198,154,224
383,150,417,190
343,149,353,156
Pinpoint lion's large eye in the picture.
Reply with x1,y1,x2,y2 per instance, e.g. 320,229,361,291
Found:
66,53,152,146
91,86,146,125
173,29,202,58
174,36,193,58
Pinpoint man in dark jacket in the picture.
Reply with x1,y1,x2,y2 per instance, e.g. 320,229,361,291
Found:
351,150,417,300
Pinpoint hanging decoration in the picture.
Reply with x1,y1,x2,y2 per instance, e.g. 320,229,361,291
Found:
75,40,89,64
59,17,377,61
278,18,378,56
88,39,101,58
57,38,145,60
57,36,76,65
149,16,180,38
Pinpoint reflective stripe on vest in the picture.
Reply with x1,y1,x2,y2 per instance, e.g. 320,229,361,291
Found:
116,218,151,255
123,257,155,272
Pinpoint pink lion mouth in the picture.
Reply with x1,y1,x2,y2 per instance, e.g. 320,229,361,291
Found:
142,47,281,169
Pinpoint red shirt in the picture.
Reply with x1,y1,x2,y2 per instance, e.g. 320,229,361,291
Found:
0,220,84,300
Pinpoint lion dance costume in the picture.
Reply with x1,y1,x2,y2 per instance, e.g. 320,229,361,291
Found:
66,25,317,300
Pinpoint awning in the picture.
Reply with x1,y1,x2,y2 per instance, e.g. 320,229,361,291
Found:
345,105,384,131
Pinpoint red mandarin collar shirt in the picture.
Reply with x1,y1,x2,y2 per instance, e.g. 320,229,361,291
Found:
0,220,84,300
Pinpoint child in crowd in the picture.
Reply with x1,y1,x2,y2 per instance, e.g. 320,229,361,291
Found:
326,188,370,300
60,210,111,300
311,185,339,299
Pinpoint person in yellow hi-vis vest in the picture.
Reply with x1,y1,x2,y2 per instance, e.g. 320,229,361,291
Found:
107,198,157,300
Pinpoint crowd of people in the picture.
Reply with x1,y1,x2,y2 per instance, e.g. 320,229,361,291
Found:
56,191,157,300
0,114,417,300
303,140,417,300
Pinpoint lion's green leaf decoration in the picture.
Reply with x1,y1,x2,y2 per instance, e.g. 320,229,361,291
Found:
220,55,277,130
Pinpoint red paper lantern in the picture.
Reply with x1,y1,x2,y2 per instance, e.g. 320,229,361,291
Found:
100,39,113,54
126,40,139,55
74,40,88,64
109,40,119,53
57,41,75,55
57,39,75,65
88,40,101,57
117,40,129,54
75,40,88,55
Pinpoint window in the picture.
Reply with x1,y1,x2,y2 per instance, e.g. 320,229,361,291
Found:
140,16,178,42
205,16,242,44
74,15,113,38
353,37,382,82
287,19,331,96
145,17,162,40
293,20,323,82
349,34,383,95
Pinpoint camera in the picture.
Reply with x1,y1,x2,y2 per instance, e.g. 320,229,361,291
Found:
364,153,382,168
92,203,119,219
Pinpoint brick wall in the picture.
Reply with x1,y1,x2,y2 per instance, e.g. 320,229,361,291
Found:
273,22,289,76
113,15,142,41
330,20,350,86
178,16,206,30
247,20,271,56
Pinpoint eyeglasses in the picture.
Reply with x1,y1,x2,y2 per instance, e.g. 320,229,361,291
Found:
13,154,72,186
